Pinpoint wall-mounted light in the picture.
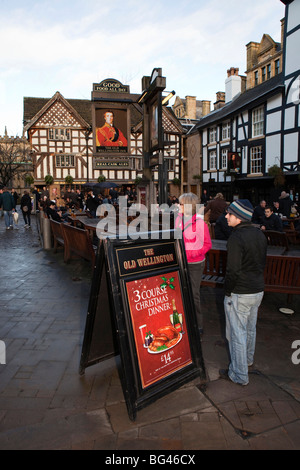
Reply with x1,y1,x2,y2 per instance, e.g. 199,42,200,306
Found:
162,90,176,105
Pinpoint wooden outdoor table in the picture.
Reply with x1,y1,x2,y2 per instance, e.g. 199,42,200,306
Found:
66,214,89,227
211,239,228,251
281,217,299,230
80,217,118,239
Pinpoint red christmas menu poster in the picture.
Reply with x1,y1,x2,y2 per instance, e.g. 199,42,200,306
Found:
126,270,192,389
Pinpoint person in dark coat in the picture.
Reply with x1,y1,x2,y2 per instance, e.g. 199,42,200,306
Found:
32,187,41,211
20,191,32,228
251,200,266,225
272,201,280,215
0,187,16,229
220,199,267,386
260,205,283,232
11,188,19,207
201,189,209,205
279,191,293,217
46,201,63,222
215,211,233,240
204,193,228,223
85,191,99,218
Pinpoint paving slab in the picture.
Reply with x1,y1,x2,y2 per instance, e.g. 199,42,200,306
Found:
0,215,299,450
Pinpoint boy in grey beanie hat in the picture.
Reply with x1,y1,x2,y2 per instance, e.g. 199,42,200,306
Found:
220,199,267,386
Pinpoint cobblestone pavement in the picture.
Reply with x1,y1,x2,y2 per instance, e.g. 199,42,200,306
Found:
0,213,299,450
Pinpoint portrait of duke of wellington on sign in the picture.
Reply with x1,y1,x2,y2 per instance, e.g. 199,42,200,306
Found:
95,109,128,153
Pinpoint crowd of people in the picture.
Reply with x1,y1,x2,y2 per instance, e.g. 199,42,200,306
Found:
40,185,137,221
0,185,139,225
1,183,299,389
202,190,300,241
0,184,139,228
0,187,33,229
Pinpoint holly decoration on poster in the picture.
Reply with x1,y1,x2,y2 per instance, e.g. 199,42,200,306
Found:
160,276,175,290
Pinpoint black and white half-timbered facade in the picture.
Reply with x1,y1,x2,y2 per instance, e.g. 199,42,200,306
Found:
22,80,182,194
191,74,286,203
281,0,300,180
188,0,299,204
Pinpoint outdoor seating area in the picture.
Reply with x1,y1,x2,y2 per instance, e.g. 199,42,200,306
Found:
49,217,97,268
201,249,227,288
201,245,300,303
264,255,300,302
44,205,300,302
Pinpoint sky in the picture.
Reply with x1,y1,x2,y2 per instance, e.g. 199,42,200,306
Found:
0,0,285,137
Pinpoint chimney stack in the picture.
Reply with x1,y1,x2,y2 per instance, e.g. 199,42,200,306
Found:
225,67,242,103
185,96,196,120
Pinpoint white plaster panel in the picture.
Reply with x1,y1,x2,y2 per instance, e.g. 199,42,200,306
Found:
238,126,247,141
267,94,282,110
285,30,300,76
265,134,281,170
287,1,300,32
284,133,298,162
266,111,281,134
284,107,295,130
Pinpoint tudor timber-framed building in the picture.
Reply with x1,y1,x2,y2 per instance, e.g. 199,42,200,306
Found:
22,82,183,194
186,0,300,205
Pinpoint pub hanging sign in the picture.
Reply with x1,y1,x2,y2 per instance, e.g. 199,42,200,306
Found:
228,152,241,174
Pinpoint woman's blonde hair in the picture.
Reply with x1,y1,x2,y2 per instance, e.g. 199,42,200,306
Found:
178,192,199,217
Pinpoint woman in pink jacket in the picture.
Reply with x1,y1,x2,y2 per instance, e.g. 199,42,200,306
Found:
175,193,212,334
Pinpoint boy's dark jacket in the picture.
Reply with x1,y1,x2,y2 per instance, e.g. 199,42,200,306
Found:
224,222,267,296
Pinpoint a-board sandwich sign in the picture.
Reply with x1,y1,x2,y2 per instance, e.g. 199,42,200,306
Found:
80,231,206,421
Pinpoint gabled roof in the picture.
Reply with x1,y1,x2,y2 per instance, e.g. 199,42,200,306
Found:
258,34,281,55
23,92,143,133
191,73,284,133
23,92,92,131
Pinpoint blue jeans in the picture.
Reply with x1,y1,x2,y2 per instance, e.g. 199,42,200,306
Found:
4,210,13,228
224,292,264,385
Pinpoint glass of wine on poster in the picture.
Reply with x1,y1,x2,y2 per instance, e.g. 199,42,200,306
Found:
125,270,192,389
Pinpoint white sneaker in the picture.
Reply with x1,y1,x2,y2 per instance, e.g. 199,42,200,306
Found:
24,224,28,228
6,226,10,230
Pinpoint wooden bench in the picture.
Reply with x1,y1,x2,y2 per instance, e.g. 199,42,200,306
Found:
50,219,65,253
201,249,300,303
61,223,96,267
263,230,289,251
201,249,227,287
264,255,300,302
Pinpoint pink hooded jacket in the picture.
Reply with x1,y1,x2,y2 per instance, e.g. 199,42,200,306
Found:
175,213,212,263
